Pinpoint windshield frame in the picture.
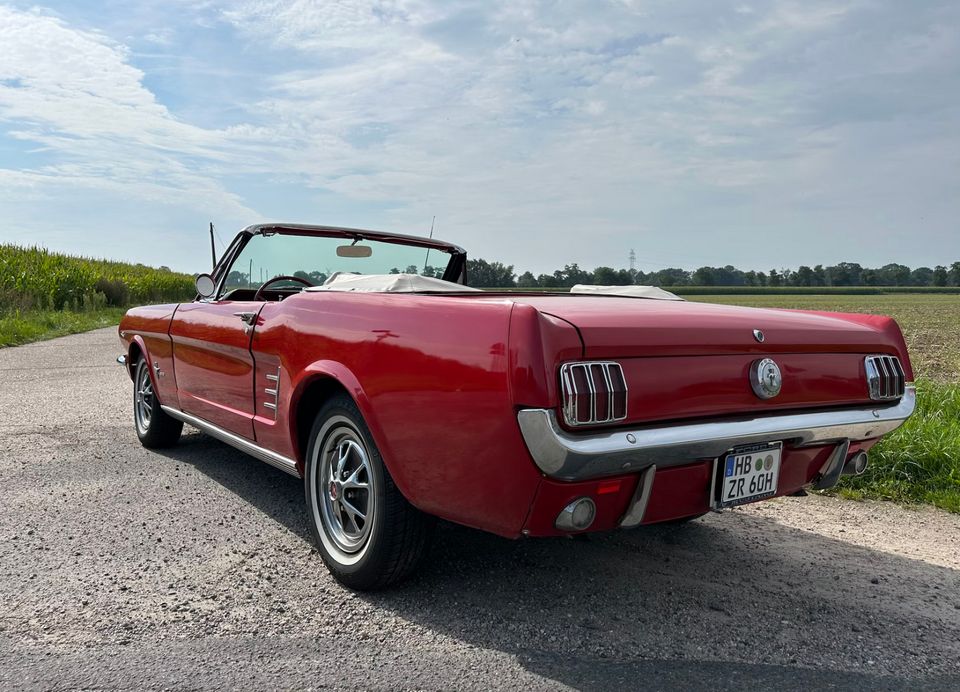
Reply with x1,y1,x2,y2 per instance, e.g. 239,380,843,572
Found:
208,223,468,300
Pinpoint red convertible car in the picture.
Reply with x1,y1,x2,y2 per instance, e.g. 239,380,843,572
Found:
118,224,915,589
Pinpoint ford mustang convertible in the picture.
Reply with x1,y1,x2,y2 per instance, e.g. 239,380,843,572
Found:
118,224,915,589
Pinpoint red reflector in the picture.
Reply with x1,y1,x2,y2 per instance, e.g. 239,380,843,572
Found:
597,480,621,495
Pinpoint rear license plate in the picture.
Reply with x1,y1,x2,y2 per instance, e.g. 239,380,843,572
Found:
717,442,782,508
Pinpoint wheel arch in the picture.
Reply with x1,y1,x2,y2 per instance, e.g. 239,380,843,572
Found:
288,362,404,496
125,336,164,405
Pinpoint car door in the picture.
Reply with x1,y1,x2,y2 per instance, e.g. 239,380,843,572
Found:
169,299,264,439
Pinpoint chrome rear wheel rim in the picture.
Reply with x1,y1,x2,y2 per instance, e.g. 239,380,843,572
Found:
317,425,375,554
134,363,153,434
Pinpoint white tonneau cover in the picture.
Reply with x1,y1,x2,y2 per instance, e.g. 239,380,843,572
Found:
304,273,480,293
570,284,683,300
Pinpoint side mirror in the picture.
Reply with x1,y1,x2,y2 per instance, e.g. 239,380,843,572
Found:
195,273,216,298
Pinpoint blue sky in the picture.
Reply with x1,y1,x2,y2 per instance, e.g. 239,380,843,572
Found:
0,0,957,274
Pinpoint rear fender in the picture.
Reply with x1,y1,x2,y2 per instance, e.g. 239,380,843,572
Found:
289,361,405,497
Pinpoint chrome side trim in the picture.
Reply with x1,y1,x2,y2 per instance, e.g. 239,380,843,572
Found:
516,386,916,481
811,440,851,491
619,464,656,528
262,367,281,420
160,405,300,477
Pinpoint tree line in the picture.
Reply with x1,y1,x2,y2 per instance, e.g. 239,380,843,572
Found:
462,259,960,289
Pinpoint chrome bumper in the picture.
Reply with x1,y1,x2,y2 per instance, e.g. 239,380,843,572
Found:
517,386,916,481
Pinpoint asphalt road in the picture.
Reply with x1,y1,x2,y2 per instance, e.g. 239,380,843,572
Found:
1,327,959,691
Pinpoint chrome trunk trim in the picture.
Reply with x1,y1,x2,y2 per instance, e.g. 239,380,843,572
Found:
160,405,300,477
517,386,916,481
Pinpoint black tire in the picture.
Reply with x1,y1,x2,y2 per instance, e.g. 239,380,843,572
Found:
132,357,183,448
304,394,433,590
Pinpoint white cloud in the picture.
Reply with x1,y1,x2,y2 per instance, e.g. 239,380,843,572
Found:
0,5,260,220
0,1,957,273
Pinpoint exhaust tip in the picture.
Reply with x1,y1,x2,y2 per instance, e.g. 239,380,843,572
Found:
842,451,869,476
556,497,596,532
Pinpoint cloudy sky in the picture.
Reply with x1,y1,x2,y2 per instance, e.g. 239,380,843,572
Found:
0,0,957,274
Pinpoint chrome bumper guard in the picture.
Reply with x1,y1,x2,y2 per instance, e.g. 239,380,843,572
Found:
517,386,916,482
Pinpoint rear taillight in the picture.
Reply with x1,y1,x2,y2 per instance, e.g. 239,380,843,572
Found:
559,361,627,426
864,355,906,400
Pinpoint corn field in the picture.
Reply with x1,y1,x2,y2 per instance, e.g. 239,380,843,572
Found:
0,244,195,313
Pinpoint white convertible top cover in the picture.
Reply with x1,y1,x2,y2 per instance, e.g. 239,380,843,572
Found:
304,273,480,293
570,284,684,301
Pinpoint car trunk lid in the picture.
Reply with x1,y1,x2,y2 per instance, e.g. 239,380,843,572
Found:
510,295,902,427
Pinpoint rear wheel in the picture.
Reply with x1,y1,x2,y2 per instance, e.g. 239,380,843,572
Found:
305,394,433,590
132,357,182,448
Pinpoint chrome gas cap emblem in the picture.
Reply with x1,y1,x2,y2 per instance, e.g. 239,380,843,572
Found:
753,329,765,343
751,358,782,399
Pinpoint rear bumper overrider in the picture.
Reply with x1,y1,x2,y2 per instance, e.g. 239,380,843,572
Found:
517,386,916,482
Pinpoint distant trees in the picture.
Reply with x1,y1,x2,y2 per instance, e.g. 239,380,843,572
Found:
381,257,960,288
950,262,960,285
293,269,328,285
465,259,517,288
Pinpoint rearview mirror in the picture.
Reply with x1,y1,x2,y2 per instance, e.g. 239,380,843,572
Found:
336,244,373,258
195,273,216,298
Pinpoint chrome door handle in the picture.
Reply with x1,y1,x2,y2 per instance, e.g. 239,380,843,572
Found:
233,311,257,326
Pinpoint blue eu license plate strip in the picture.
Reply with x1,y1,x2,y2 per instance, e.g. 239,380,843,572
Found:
718,442,782,508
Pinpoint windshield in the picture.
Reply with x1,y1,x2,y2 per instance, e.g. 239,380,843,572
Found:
221,232,456,294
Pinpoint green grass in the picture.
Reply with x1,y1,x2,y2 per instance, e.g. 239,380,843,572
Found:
0,308,127,347
834,380,960,513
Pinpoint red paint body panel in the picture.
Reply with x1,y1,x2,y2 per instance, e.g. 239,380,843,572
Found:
119,284,910,540
509,296,911,362
522,439,879,536
118,303,179,405
169,301,262,439
615,352,873,428
249,293,545,536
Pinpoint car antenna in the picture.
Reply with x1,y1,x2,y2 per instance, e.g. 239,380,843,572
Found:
422,215,435,275
209,221,217,269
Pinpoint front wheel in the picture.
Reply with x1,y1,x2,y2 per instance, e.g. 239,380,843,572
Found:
132,357,182,448
305,394,433,590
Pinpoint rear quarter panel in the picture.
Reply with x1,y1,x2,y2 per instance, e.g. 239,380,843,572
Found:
791,311,915,380
253,292,547,537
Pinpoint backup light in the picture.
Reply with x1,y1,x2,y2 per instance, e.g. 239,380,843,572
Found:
555,497,596,532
